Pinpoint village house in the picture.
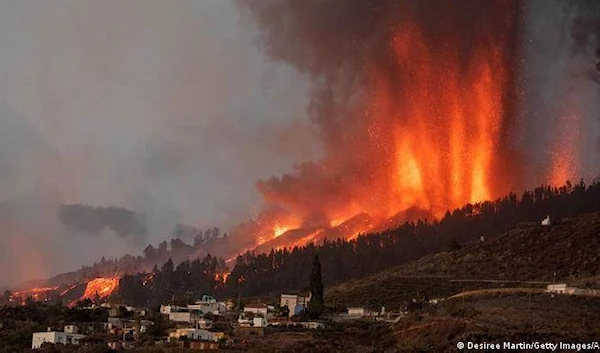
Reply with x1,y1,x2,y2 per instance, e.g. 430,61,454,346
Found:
541,215,552,226
32,326,86,349
547,283,568,294
169,311,200,323
243,304,269,317
347,307,367,316
280,293,310,317
546,283,598,296
237,311,269,327
187,295,227,315
161,296,228,325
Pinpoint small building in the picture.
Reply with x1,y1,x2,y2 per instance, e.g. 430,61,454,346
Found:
169,311,199,323
32,327,86,349
347,307,366,316
541,215,552,226
547,283,568,294
187,295,227,315
243,304,268,317
280,294,310,317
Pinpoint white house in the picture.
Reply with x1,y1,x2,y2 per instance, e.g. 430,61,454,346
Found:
280,294,310,317
243,304,268,317
32,327,86,349
186,295,227,315
168,328,223,342
547,283,568,294
347,307,366,316
541,215,552,226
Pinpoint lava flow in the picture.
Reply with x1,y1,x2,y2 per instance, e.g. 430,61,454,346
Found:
80,277,119,300
11,286,58,302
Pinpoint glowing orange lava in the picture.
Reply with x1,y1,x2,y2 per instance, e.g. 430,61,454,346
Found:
12,286,58,301
81,277,119,300
273,223,289,238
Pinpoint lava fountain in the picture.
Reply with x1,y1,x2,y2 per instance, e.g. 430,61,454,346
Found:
236,1,532,250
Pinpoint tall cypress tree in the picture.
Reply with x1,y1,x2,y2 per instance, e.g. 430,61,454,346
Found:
309,254,324,318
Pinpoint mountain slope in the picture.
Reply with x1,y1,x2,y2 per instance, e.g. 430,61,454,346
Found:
326,212,600,307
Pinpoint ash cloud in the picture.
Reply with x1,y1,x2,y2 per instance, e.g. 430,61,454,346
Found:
516,0,600,185
58,204,147,239
0,0,318,287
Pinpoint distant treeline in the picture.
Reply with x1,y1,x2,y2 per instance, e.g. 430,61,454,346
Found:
37,223,229,288
116,180,600,306
117,255,226,308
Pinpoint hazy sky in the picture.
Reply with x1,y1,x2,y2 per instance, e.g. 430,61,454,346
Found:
0,0,598,287
0,0,319,286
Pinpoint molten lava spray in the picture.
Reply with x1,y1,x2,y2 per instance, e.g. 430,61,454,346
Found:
236,0,523,247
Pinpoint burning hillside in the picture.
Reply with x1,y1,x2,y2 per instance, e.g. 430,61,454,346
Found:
233,0,526,250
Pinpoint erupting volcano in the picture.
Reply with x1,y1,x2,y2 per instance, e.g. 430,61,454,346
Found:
236,0,526,250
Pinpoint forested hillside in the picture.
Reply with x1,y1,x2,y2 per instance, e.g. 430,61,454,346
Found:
117,180,600,306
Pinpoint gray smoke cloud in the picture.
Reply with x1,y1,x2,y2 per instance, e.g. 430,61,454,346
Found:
517,0,600,185
0,0,319,286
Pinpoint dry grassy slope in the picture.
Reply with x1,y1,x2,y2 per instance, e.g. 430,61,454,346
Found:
392,293,600,351
401,211,600,281
325,212,600,307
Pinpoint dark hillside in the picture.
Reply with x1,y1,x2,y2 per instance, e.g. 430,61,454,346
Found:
326,212,600,308
401,212,600,281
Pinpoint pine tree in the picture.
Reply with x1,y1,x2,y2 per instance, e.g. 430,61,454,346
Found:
308,254,324,318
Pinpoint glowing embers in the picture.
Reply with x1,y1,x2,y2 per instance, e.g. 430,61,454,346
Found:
549,112,581,187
